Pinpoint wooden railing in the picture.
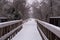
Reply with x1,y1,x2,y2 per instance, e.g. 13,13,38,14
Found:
0,20,22,40
1,18,60,40
36,19,60,40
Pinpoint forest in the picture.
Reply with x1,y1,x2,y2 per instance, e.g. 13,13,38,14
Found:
0,0,60,22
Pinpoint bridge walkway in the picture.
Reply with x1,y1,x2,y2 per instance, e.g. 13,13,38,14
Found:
11,18,42,40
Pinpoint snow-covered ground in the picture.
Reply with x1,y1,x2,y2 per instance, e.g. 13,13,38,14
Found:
11,18,42,40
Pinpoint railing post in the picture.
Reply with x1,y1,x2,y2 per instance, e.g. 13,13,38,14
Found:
0,20,22,40
37,19,60,40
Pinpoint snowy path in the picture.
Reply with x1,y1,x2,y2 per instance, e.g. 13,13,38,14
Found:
11,18,42,40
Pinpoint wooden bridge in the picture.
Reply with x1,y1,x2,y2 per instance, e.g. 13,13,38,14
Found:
0,18,60,40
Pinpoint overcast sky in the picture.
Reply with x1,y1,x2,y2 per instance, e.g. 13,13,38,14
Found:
7,0,43,4
7,0,13,2
27,0,43,4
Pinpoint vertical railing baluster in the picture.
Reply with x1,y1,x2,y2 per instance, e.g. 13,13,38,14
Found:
37,20,60,40
0,20,22,40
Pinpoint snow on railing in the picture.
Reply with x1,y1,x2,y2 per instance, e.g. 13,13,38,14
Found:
37,26,48,40
0,19,22,39
0,20,22,28
0,25,22,40
36,19,60,40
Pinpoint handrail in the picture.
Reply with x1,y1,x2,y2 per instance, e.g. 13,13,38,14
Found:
0,19,22,28
0,24,22,40
0,19,29,40
0,19,22,38
36,19,60,38
37,26,48,40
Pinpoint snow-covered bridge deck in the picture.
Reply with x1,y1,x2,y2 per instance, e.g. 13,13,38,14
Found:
11,18,42,40
0,18,60,40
